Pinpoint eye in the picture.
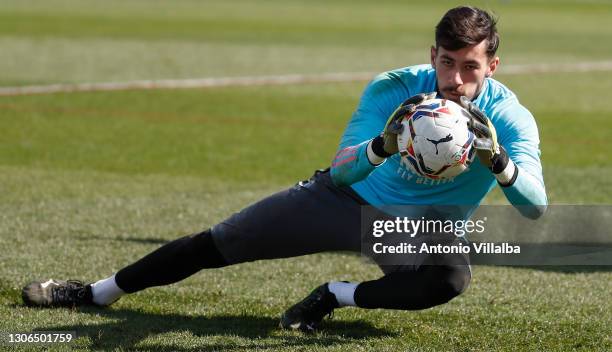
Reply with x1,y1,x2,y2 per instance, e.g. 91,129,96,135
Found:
465,64,479,71
441,59,453,67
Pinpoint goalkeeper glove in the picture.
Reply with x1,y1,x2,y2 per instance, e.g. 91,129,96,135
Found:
459,96,518,185
371,92,437,158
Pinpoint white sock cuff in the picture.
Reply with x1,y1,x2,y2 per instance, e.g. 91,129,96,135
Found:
328,281,358,307
91,274,125,306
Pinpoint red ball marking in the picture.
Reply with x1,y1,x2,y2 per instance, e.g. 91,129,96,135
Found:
435,107,451,115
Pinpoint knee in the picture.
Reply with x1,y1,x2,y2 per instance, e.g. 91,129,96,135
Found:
436,266,471,303
186,228,228,268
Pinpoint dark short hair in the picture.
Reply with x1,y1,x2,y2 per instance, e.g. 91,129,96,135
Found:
435,6,499,57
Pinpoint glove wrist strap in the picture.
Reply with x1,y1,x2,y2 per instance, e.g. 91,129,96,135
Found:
371,135,393,159
366,138,386,165
490,146,509,174
492,147,518,186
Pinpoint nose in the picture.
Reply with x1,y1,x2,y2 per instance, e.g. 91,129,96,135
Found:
451,70,463,85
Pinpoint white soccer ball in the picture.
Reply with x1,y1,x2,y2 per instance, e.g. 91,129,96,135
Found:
397,98,475,179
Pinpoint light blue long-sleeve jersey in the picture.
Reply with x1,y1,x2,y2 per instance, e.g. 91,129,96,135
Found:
331,65,547,219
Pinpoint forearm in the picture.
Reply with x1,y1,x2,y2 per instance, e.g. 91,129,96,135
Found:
330,138,385,186
494,158,548,219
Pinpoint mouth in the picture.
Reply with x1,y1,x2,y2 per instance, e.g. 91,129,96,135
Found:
443,90,463,101
441,86,461,95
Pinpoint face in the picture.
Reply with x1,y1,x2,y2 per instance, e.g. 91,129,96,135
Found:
430,40,499,103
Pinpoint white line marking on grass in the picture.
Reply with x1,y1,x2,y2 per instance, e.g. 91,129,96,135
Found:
1,61,611,97
0,72,376,97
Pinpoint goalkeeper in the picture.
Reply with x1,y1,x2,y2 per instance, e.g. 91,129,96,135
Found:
22,6,547,333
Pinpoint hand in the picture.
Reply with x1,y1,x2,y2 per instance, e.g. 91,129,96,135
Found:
460,96,513,175
459,96,509,171
379,92,437,156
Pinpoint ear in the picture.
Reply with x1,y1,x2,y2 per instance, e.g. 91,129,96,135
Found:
486,56,500,77
430,46,437,68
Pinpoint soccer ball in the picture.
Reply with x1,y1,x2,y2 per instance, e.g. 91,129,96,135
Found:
397,98,475,179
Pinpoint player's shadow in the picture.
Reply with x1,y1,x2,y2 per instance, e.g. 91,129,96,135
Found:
75,234,170,245
38,307,395,351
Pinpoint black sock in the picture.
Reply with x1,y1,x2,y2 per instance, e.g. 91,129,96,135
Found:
115,229,227,293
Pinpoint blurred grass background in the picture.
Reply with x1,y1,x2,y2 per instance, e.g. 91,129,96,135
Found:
0,0,610,84
0,0,611,351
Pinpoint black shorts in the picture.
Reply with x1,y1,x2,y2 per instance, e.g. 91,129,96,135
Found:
211,168,365,264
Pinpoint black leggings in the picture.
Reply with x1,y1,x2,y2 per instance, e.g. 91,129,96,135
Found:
115,229,470,310
115,169,471,310
355,264,470,310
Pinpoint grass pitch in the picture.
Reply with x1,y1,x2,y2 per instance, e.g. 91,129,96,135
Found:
1,1,611,351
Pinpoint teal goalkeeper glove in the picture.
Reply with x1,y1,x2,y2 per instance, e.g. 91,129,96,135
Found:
371,92,437,157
